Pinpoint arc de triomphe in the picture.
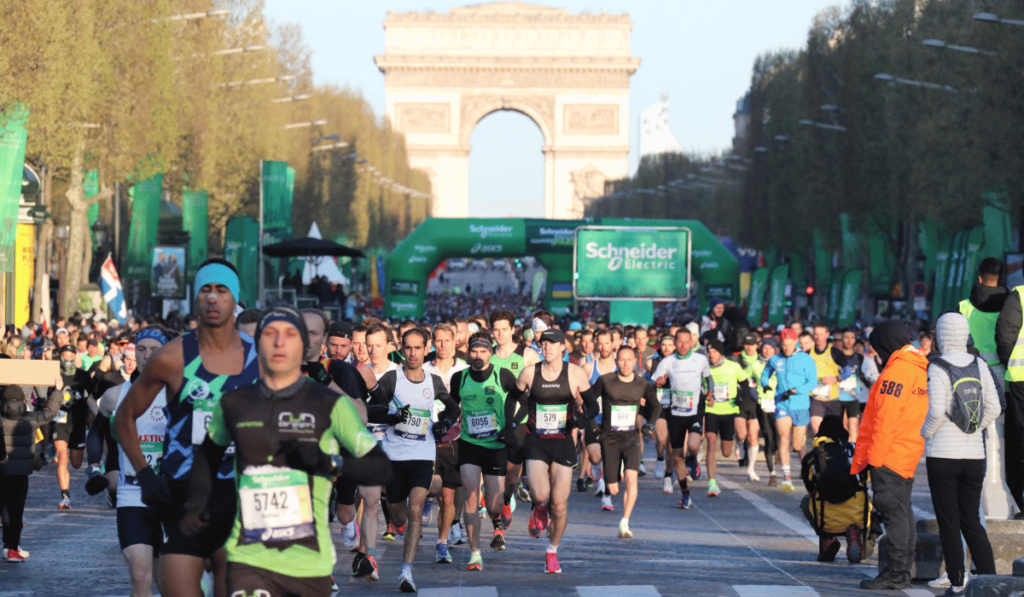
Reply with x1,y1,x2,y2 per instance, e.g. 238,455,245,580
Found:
374,2,640,219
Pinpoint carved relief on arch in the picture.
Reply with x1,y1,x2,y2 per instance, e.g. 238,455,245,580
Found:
459,94,555,146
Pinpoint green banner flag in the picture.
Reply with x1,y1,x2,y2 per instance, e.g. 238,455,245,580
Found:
837,269,862,327
0,108,28,273
747,267,770,325
766,264,789,327
285,166,295,227
945,230,968,312
826,269,846,325
790,253,807,296
869,227,895,295
960,226,985,304
182,189,208,288
223,216,259,306
85,169,99,250
262,161,290,234
124,173,163,281
981,199,1010,262
931,234,954,322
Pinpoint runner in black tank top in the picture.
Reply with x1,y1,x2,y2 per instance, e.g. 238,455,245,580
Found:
505,329,599,575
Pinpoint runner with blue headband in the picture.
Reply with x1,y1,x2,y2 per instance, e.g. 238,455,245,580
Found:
115,258,260,597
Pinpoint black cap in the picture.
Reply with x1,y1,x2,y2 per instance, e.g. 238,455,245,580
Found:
706,337,726,355
58,344,76,356
538,329,566,345
743,333,759,346
327,321,353,340
3,386,25,402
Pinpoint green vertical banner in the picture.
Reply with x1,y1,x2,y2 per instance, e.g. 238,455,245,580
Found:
945,230,967,312
919,219,941,287
931,234,953,322
261,161,290,288
223,217,247,270
789,253,807,296
747,266,771,325
960,226,985,302
827,269,847,325
85,169,99,250
982,202,1010,262
285,166,295,224
242,217,260,307
182,189,208,288
837,269,862,327
124,173,163,281
766,264,789,327
0,108,28,273
869,228,895,295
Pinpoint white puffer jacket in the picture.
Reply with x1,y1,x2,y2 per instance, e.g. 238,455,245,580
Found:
922,312,1000,459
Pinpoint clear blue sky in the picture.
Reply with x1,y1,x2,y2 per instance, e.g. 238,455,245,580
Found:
263,0,844,218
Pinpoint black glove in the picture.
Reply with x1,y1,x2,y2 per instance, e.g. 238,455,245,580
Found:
787,388,797,397
137,466,171,507
572,412,590,432
178,504,209,537
387,405,412,426
641,423,655,438
277,438,333,476
762,385,772,393
432,419,452,440
32,453,46,471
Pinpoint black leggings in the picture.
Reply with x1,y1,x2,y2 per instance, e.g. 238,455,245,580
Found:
758,407,777,475
85,415,118,471
925,457,996,587
1,475,29,550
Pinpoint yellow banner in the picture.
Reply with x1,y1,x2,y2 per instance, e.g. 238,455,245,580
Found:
14,223,34,327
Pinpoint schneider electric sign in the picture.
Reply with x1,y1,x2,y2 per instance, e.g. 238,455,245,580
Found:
573,226,691,301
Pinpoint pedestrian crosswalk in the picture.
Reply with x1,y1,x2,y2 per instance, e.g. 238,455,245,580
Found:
414,584,824,597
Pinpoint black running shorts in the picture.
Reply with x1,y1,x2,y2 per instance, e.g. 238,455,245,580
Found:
434,441,463,488
117,506,162,552
523,434,576,468
227,561,332,597
53,421,86,450
601,437,640,484
810,398,844,420
385,460,434,503
704,412,736,438
668,415,702,449
506,423,528,466
841,399,861,419
457,438,507,477
335,477,359,507
160,479,237,558
738,399,759,421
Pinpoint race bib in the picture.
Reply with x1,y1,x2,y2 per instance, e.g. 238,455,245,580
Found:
671,391,697,417
713,386,730,401
467,410,498,439
394,407,431,441
760,397,776,413
536,404,567,436
239,469,315,545
610,404,638,432
192,398,215,445
658,388,671,408
141,438,163,473
811,384,832,398
838,376,858,392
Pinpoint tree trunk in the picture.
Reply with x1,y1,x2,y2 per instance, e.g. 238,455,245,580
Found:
80,220,92,286
61,160,87,317
31,165,53,325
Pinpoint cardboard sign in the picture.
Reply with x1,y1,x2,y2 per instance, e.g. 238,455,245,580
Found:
0,359,60,387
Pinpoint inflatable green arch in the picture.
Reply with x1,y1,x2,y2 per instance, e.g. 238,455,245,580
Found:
384,217,739,319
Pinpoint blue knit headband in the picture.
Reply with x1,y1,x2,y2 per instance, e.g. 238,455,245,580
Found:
135,328,168,346
194,263,240,302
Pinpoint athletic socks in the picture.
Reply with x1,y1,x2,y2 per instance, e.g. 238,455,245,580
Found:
381,497,393,525
61,489,70,499
491,515,502,530
546,542,558,554
503,493,512,506
782,465,791,478
678,478,688,492
747,444,759,472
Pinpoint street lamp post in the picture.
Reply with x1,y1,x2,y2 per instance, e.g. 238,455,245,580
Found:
283,119,328,130
973,12,1024,27
922,38,996,56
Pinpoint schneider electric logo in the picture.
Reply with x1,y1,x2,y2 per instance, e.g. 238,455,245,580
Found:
471,243,502,254
584,241,679,272
413,245,436,253
390,302,418,312
469,224,513,239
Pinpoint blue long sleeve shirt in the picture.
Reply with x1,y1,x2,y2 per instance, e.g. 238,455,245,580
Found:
760,351,818,411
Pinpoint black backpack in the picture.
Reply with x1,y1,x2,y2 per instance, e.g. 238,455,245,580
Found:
810,438,861,504
931,357,985,434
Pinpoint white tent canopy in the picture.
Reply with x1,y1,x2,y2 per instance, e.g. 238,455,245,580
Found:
301,222,350,287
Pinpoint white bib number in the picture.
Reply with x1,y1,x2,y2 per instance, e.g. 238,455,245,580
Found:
467,410,498,439
192,398,215,445
536,404,567,436
671,391,697,417
811,384,832,398
659,388,671,408
713,386,729,401
760,397,776,413
238,469,315,545
838,376,858,393
610,404,638,432
395,407,431,441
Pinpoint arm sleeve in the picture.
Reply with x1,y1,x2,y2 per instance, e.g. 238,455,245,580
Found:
861,357,880,385
505,383,528,426
642,381,661,420
449,370,464,405
832,347,849,372
432,377,461,425
578,385,600,420
922,363,949,439
996,290,1022,367
329,397,379,458
367,371,395,407
185,436,229,514
499,369,518,394
760,359,775,388
702,359,715,397
651,358,670,381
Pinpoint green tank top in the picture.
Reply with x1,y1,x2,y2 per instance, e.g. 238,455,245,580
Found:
458,368,507,450
490,346,525,377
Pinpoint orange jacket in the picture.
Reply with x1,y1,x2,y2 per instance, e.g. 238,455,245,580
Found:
850,345,930,479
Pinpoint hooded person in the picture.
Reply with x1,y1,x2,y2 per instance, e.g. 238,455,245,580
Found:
700,298,732,350
852,320,930,591
995,259,1024,519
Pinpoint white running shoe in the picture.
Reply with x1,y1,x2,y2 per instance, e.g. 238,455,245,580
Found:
341,521,360,551
594,478,606,497
654,460,665,480
601,494,614,511
638,462,647,477
928,572,951,589
748,470,761,482
735,443,745,462
448,522,465,546
663,477,674,494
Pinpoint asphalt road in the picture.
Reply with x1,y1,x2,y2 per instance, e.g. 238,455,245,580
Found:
0,445,945,597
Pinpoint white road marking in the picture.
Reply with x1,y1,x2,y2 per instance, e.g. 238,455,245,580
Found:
577,586,661,597
419,587,498,597
733,586,819,597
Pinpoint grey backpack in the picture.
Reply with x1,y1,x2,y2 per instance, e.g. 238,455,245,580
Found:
931,357,984,434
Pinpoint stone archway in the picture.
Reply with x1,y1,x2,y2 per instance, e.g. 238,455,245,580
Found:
375,2,640,220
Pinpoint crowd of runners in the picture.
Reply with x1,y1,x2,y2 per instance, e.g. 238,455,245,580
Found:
4,256,1022,597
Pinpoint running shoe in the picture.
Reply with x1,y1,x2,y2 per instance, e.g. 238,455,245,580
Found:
663,477,674,494
330,577,338,592
707,479,720,497
654,460,665,480
748,470,761,482
490,528,506,551
364,555,379,582
396,522,407,536
618,520,633,539
601,494,614,511
58,495,71,510
928,572,952,589
5,549,25,563
638,462,647,477
14,548,28,559
846,525,863,563
685,457,701,481
817,536,840,562
593,478,606,497
735,444,746,466
780,476,795,493
528,506,548,539
767,475,778,487
382,523,397,541
466,550,483,571
448,522,465,546
352,551,367,576
545,551,561,574
678,491,691,509
342,521,361,551
435,541,452,564
516,483,531,503
941,587,966,596
399,564,416,593
576,478,587,492
422,497,433,526
85,465,109,495
500,503,513,529
106,491,117,509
